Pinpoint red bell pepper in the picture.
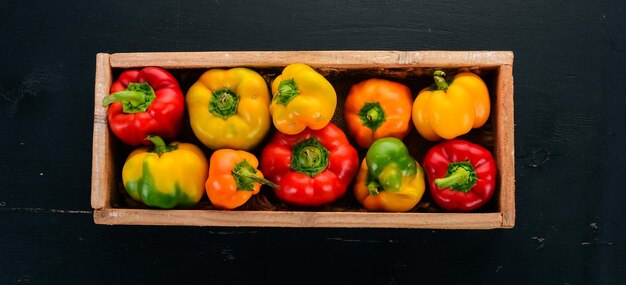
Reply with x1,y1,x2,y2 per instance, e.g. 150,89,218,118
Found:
260,123,359,207
102,67,184,146
423,139,497,212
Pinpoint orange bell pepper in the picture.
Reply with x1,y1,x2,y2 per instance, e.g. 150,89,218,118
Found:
206,149,279,210
344,79,413,148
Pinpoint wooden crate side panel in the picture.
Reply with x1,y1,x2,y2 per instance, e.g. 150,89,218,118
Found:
94,209,503,229
91,53,113,210
495,64,515,228
109,51,514,69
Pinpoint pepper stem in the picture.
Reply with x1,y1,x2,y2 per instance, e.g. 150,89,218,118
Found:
146,135,178,156
232,160,280,190
358,102,386,130
435,168,469,188
102,91,145,106
275,78,300,106
234,169,280,190
434,161,478,193
102,82,156,113
367,180,381,196
433,70,449,90
301,147,322,167
367,109,379,122
291,138,330,177
210,89,240,119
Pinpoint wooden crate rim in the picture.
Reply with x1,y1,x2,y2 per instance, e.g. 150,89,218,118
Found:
94,208,504,229
107,50,514,69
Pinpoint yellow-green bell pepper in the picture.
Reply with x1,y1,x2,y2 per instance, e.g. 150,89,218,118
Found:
270,63,336,135
186,68,271,150
122,136,208,209
354,137,425,212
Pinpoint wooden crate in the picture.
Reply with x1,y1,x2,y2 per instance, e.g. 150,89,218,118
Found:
91,51,514,229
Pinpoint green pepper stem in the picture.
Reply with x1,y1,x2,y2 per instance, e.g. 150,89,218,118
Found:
102,82,156,113
435,167,469,189
358,102,386,130
434,161,477,193
234,169,280,190
367,180,380,196
102,90,146,107
301,147,322,168
367,108,379,123
210,89,240,119
291,138,330,177
275,78,300,106
145,135,177,156
433,70,449,90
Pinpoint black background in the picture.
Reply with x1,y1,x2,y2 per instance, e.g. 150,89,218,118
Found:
1,0,625,284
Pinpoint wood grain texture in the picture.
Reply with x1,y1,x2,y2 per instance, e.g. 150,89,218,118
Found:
109,50,513,69
496,64,515,228
91,53,112,209
94,209,503,229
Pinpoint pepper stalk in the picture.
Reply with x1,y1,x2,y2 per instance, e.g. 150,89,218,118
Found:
232,160,279,190
102,82,156,113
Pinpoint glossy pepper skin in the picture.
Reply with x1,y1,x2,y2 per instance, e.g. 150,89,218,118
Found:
260,123,359,207
206,149,279,210
412,70,490,141
423,139,496,212
186,68,271,150
345,79,413,148
270,63,337,135
102,67,184,146
122,136,208,209
354,138,425,212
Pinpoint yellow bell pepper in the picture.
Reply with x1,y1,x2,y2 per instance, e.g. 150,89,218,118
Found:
186,68,271,150
270,63,336,135
412,70,490,141
122,136,208,209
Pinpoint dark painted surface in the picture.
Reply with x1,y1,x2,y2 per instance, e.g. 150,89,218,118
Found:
1,0,625,284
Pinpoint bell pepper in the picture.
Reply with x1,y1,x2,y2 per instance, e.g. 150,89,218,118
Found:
206,149,279,210
270,63,336,135
412,70,490,141
122,136,208,209
102,67,184,146
186,68,271,150
423,139,496,212
344,79,413,148
354,137,425,212
260,123,359,206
